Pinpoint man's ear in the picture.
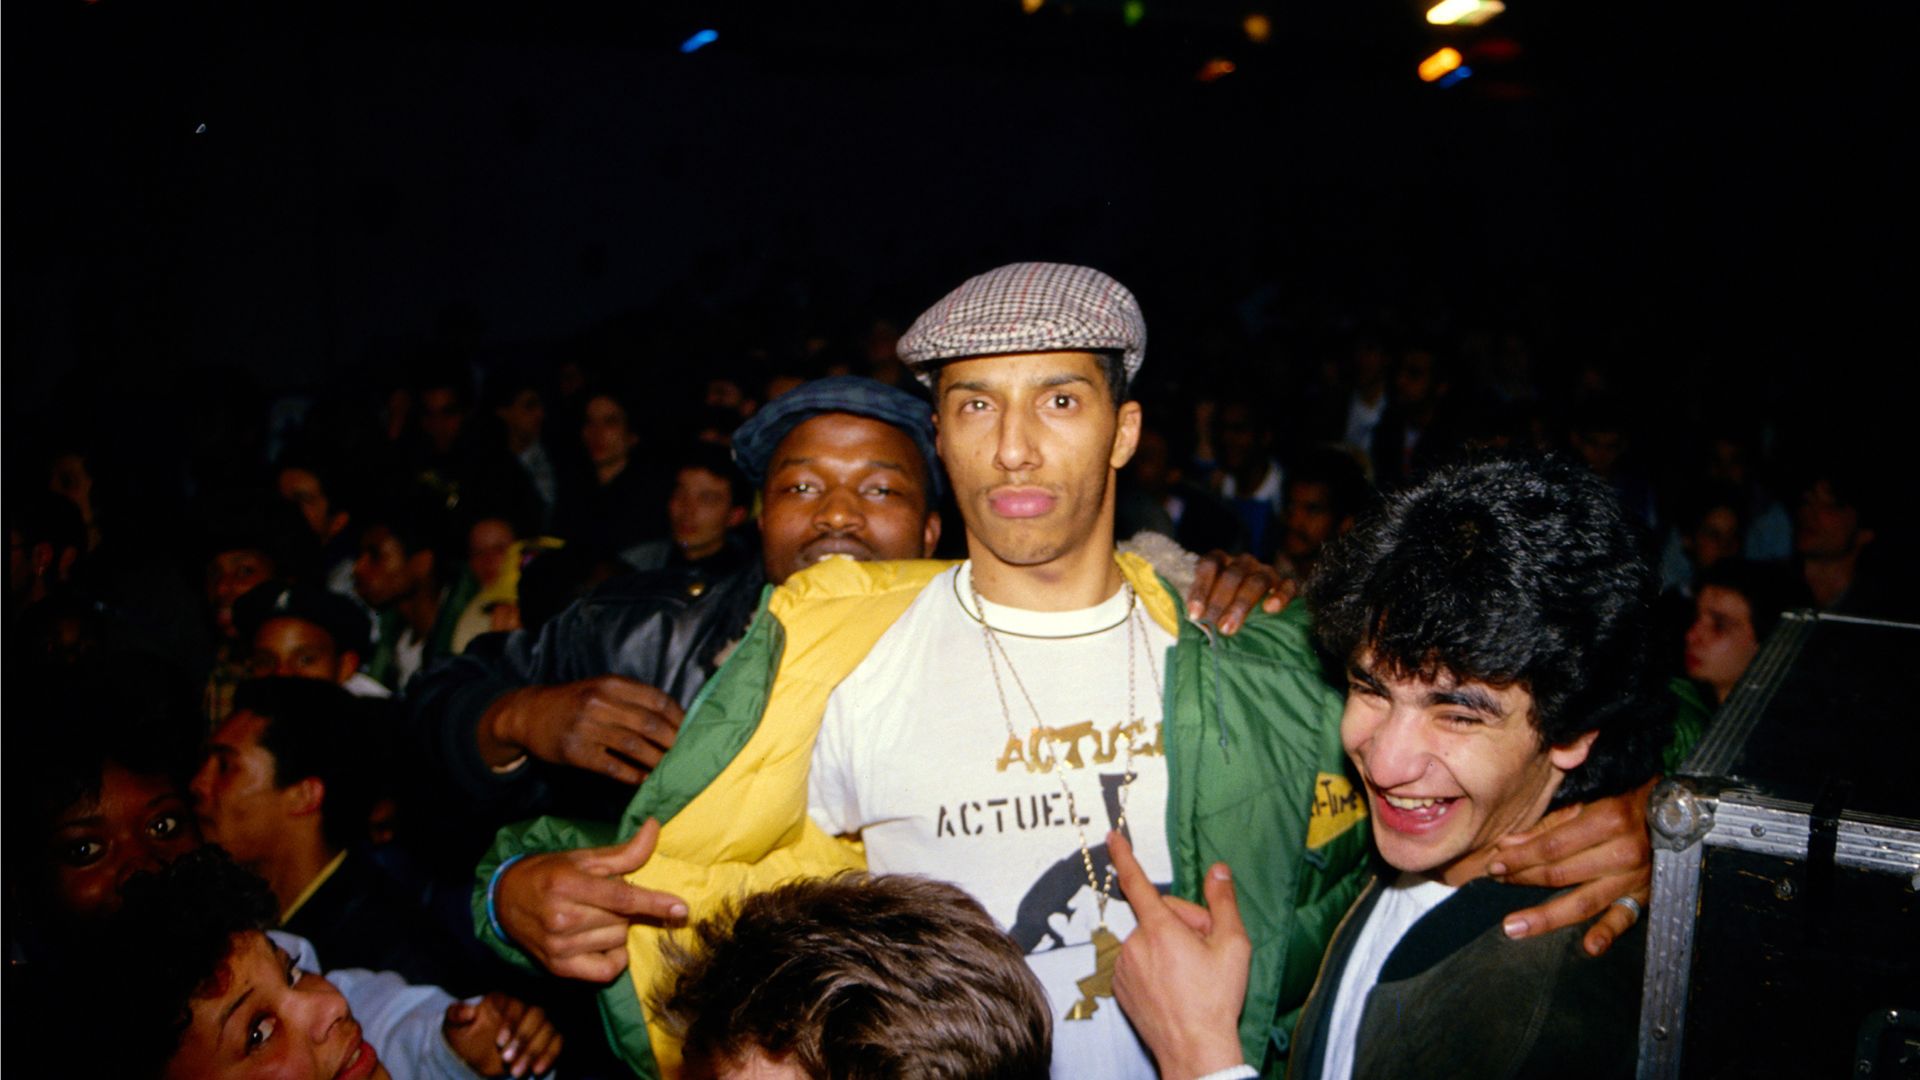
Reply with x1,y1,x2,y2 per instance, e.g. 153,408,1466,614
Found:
334,650,362,685
920,510,943,558
285,776,326,818
1110,401,1144,470
1549,729,1600,774
726,506,750,529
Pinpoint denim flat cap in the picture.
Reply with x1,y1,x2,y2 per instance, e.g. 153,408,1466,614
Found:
896,262,1146,390
730,376,944,501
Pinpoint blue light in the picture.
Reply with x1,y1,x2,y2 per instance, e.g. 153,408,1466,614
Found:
1437,65,1473,88
680,29,718,54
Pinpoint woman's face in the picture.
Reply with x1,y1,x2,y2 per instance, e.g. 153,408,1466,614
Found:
581,395,638,469
165,932,391,1080
46,763,201,919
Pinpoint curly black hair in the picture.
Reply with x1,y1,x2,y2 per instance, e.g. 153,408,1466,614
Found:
67,847,280,1078
1306,450,1667,804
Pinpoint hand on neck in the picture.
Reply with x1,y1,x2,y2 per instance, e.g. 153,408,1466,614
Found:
968,536,1125,613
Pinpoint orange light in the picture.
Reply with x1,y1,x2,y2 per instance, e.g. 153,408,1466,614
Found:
1418,47,1463,82
1243,13,1272,44
1021,0,1044,13
1197,58,1238,82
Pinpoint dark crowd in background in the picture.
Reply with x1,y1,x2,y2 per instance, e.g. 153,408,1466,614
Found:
5,2,1915,1076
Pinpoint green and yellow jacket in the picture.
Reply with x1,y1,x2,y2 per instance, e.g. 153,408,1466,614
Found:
477,553,1370,1078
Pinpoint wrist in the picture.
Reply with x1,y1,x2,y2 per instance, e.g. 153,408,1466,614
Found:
476,692,531,767
1188,1067,1256,1080
485,854,528,945
1161,1032,1247,1080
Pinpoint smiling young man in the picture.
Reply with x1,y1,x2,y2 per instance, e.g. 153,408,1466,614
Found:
1111,452,1666,1080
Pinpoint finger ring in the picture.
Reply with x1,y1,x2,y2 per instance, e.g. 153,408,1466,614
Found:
1610,896,1644,925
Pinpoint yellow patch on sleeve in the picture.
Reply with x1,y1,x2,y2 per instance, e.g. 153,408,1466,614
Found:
1307,771,1367,849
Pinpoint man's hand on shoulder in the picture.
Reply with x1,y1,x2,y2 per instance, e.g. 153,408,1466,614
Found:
1109,830,1251,1080
1488,775,1657,956
1186,550,1296,636
494,818,689,982
477,677,684,785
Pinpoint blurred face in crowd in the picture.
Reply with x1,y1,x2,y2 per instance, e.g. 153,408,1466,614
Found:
1684,585,1759,703
1393,350,1438,408
1215,401,1264,472
1341,654,1594,886
1126,428,1174,498
759,413,940,585
48,452,95,519
1282,480,1347,563
495,388,546,451
582,395,639,472
1571,428,1625,477
165,932,390,1080
191,711,292,867
250,618,357,685
45,763,201,918
277,468,345,543
352,526,426,609
10,526,33,598
467,518,517,586
668,467,747,561
1794,479,1870,560
1688,505,1742,571
209,549,278,640
936,352,1138,584
419,386,467,455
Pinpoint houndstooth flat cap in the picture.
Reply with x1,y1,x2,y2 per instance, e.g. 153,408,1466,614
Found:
897,262,1146,390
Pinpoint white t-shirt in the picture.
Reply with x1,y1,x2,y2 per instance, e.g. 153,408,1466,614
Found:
1319,872,1458,1080
810,563,1176,1080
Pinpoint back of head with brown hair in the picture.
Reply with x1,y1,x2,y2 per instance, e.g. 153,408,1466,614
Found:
653,872,1051,1079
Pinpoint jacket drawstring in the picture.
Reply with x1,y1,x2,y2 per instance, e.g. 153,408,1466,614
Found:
1196,621,1231,760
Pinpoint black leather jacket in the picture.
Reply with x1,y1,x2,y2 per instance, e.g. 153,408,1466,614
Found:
406,557,767,847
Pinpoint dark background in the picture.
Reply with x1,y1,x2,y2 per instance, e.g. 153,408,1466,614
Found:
5,0,1913,454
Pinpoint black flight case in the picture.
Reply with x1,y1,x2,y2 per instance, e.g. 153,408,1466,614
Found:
1637,611,1920,1078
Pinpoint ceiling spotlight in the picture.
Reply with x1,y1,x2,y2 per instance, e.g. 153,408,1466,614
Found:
1426,0,1505,26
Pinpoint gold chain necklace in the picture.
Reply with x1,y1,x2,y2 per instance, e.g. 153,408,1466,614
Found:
969,566,1164,1021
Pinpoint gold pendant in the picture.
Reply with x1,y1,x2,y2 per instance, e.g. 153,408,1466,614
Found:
1064,925,1122,1021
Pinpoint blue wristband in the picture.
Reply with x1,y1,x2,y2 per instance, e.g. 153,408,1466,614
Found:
485,854,528,945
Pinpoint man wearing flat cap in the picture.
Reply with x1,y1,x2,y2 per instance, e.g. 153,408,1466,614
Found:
473,266,1651,1079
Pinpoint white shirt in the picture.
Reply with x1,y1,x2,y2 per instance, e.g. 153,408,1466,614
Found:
1320,873,1458,1080
810,563,1175,1080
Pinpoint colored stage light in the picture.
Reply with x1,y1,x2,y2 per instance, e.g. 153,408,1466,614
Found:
680,29,718,54
1022,0,1044,13
1436,65,1473,87
1418,47,1463,82
1426,0,1505,25
1124,1,1146,26
1243,13,1272,43
1197,58,1237,82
